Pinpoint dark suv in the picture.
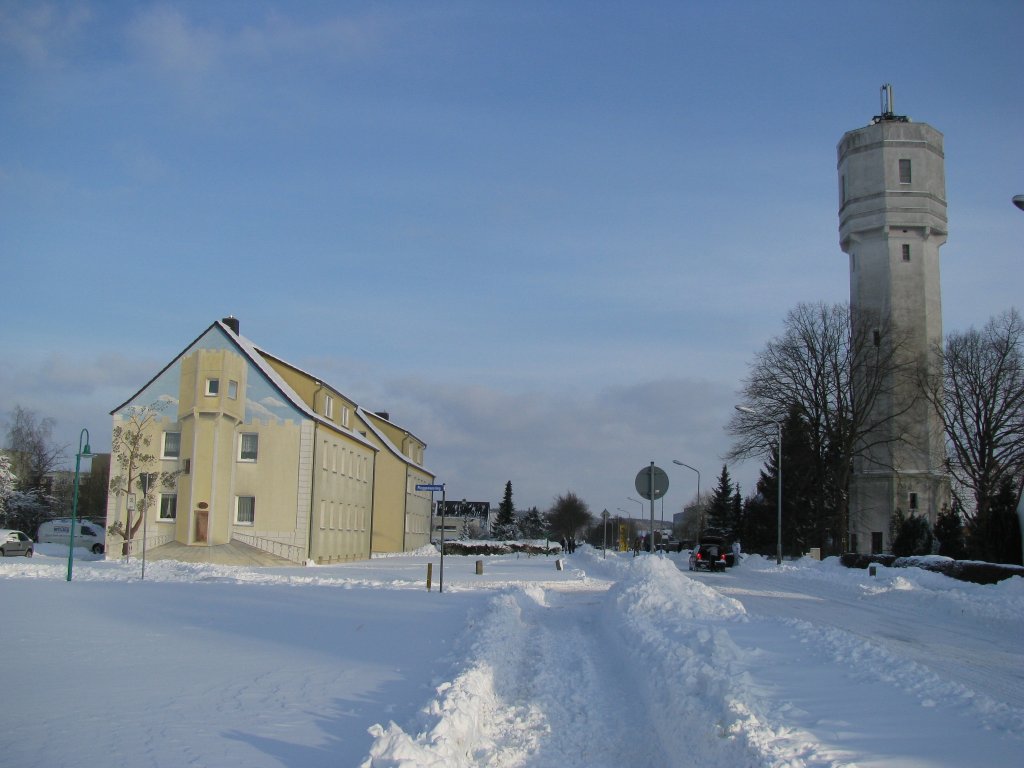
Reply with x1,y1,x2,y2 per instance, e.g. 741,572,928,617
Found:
688,541,728,572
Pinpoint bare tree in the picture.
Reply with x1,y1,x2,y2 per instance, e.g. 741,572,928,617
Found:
728,302,916,552
927,309,1024,521
3,405,68,490
546,492,593,543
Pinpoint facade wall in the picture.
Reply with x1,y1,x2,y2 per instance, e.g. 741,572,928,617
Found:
309,425,374,562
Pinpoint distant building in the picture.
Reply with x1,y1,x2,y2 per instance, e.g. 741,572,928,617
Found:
432,500,490,540
107,317,435,564
838,86,951,553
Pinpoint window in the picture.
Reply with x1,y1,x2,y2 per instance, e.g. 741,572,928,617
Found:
324,395,334,419
162,431,181,459
205,378,220,396
239,433,258,462
898,159,912,184
873,329,881,347
159,494,177,521
341,406,350,428
236,496,255,525
228,380,238,399
909,492,919,511
902,243,911,262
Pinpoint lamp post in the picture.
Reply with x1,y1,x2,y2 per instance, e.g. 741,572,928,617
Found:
601,509,609,558
736,406,783,565
672,460,701,541
67,428,95,582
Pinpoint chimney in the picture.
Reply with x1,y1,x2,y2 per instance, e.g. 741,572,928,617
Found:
222,316,240,335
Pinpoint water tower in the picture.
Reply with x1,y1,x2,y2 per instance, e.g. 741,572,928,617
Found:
837,85,950,553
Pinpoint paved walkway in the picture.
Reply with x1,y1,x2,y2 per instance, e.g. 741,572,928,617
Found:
145,539,299,567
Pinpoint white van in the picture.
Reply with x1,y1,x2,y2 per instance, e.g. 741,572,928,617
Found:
37,519,106,554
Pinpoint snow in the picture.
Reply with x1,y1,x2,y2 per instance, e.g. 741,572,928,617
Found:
3,545,1022,767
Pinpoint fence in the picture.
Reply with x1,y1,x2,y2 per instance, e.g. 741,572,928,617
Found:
231,532,306,564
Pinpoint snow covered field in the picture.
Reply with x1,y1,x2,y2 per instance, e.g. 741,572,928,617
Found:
3,545,1022,767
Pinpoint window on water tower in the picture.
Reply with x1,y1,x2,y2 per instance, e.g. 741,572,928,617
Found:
899,159,912,184
902,244,911,262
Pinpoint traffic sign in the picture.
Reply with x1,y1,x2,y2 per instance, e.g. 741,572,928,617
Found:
416,484,444,492
634,465,669,500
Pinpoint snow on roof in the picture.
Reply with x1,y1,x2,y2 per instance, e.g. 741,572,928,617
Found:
356,406,431,474
218,320,377,451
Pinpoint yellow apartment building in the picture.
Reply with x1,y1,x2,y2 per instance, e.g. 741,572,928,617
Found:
106,317,435,564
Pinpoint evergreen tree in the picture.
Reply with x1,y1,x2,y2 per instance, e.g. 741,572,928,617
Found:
706,465,734,538
933,504,966,559
731,485,744,546
520,506,545,539
491,481,519,541
969,476,1023,565
891,511,934,557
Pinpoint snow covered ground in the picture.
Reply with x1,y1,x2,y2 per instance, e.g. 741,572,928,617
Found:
3,544,1022,767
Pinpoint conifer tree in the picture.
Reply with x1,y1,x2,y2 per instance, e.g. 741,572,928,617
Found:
706,465,734,538
521,506,545,539
491,480,519,541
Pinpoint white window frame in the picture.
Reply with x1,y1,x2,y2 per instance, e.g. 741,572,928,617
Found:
324,394,334,419
235,496,255,525
228,380,238,399
205,378,220,396
159,493,177,521
239,433,259,462
162,431,181,459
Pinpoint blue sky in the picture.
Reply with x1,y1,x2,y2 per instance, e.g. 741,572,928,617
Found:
2,1,1022,518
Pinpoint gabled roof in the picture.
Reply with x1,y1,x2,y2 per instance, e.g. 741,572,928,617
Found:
356,406,431,473
110,319,376,451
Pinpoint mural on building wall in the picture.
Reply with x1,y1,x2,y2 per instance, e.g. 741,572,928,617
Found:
115,327,303,424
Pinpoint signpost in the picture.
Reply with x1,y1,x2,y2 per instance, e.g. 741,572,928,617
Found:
416,483,446,592
635,463,668,552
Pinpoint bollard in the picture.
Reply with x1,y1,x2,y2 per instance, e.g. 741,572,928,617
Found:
869,564,877,577
555,558,563,571
426,562,433,591
475,559,483,575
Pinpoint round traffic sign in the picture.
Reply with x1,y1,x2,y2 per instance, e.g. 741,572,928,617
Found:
634,465,669,500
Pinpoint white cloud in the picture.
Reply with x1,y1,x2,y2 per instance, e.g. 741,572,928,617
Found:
0,2,92,67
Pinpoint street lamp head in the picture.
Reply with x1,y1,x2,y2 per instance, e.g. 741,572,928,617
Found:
735,405,758,415
1014,194,1024,212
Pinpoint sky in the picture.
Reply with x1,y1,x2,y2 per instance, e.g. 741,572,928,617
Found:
5,546,1024,767
2,1,1022,517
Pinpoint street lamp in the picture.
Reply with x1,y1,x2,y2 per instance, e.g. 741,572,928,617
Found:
736,405,783,565
672,460,701,541
1013,194,1024,211
67,428,96,582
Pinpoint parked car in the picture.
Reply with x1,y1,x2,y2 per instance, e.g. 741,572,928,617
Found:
36,518,106,554
688,541,728,572
0,529,34,557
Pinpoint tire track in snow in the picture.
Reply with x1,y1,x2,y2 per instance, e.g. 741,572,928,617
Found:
362,581,668,767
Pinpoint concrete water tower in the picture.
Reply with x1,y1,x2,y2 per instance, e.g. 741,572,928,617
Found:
837,85,950,553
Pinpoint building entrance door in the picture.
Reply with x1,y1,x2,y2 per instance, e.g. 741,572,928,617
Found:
194,510,209,543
